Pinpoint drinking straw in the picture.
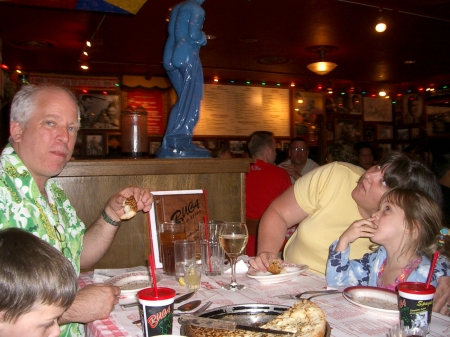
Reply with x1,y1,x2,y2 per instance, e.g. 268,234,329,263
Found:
147,213,158,296
203,215,213,273
425,251,440,289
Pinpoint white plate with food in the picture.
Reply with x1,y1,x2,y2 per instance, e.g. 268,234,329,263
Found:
246,262,308,284
106,271,161,305
343,286,399,316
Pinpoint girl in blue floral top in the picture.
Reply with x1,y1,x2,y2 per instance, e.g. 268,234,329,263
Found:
326,188,450,290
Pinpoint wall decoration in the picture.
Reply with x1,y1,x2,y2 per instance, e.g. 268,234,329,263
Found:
206,140,217,149
282,140,290,151
411,128,420,139
403,94,423,124
334,94,348,114
363,124,376,141
397,128,410,140
363,97,392,122
348,94,362,115
149,141,161,155
377,125,393,140
229,140,247,154
79,94,121,129
107,134,121,156
378,143,392,158
85,134,104,156
335,118,362,143
293,91,324,141
426,102,450,136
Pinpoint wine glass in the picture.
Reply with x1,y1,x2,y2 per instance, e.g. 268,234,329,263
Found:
218,222,248,290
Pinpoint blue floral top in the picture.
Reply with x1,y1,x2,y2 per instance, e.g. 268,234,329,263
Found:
325,240,449,288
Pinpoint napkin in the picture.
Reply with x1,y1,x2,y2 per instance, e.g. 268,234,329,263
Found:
224,260,249,274
93,266,148,284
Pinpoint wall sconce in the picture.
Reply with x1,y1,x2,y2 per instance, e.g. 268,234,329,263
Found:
306,45,339,75
375,9,387,32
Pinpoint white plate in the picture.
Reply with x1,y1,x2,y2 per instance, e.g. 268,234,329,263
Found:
106,271,161,305
343,286,399,317
246,263,308,284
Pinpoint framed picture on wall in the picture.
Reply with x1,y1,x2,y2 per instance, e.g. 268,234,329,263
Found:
363,124,376,141
377,125,393,140
293,91,324,137
335,118,362,143
411,128,420,139
206,140,216,149
229,140,247,154
79,94,121,129
397,128,410,140
107,134,121,155
348,94,362,115
363,97,392,122
378,143,392,158
281,140,290,151
149,141,161,155
426,101,450,136
85,134,104,157
403,94,423,124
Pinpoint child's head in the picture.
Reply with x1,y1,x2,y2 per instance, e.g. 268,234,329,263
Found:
0,228,78,337
379,188,443,258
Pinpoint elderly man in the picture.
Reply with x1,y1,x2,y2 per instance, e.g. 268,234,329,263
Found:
0,84,153,336
246,131,291,256
250,152,450,315
279,137,319,184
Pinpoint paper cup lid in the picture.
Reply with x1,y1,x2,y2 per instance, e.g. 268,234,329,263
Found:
137,287,176,300
397,282,436,295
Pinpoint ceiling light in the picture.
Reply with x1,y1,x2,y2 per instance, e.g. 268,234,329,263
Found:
80,61,89,70
379,90,386,97
375,9,387,32
306,45,338,75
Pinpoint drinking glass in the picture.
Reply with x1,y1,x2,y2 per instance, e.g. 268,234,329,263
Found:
218,222,248,290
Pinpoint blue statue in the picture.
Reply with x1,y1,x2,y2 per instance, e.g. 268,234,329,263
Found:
156,0,211,158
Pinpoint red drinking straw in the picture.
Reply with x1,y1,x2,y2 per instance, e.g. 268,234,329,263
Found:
203,215,213,273
147,213,158,297
425,251,440,289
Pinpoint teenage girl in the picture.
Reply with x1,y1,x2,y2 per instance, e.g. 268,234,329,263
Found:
326,188,450,290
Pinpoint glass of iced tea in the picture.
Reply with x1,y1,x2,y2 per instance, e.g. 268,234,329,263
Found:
159,221,186,275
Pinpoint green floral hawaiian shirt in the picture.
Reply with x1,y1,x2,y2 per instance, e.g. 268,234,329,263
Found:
0,144,86,337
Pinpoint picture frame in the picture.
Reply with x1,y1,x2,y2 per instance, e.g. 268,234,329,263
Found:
206,140,217,149
79,94,121,129
378,143,392,158
397,128,410,140
377,125,393,140
348,94,362,115
402,94,423,124
107,134,121,155
229,140,247,154
426,101,450,136
411,128,420,139
149,141,161,155
335,118,362,143
293,91,324,136
281,140,290,151
363,97,392,122
363,124,376,142
85,134,104,157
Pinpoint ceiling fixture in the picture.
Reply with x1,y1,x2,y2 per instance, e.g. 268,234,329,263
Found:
306,45,339,75
375,9,387,32
80,61,89,70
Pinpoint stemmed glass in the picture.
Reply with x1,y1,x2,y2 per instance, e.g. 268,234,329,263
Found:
218,222,248,291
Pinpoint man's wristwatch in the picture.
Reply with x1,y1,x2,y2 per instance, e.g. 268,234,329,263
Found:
102,209,122,227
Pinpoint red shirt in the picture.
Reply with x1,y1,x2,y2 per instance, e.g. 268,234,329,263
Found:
246,159,292,219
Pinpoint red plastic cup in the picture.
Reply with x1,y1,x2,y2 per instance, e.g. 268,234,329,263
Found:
137,287,176,336
397,282,435,332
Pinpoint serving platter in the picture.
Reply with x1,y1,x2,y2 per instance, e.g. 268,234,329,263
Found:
180,303,330,336
246,263,308,284
343,286,399,317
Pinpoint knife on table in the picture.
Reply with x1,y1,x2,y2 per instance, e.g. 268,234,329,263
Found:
173,301,212,317
178,315,294,335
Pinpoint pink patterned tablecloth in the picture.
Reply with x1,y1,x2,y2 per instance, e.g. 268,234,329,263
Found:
80,268,450,337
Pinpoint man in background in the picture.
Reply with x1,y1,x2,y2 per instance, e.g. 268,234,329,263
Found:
279,137,319,184
246,131,291,256
355,141,376,170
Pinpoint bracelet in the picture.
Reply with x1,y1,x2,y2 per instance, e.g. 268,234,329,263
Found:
102,209,122,227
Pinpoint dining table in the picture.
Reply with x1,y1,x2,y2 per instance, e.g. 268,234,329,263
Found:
80,261,450,337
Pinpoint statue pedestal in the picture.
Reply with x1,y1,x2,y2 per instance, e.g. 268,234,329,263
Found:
156,135,211,158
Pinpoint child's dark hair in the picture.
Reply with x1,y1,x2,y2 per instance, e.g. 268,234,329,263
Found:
381,188,450,260
0,228,78,323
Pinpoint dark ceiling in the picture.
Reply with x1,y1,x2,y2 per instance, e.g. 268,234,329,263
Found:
1,0,450,91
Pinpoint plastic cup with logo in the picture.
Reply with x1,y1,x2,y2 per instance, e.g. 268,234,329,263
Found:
137,287,176,337
198,221,226,276
174,239,196,281
397,282,435,332
159,221,186,275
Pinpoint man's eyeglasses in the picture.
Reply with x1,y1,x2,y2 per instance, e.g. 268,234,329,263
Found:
290,147,308,152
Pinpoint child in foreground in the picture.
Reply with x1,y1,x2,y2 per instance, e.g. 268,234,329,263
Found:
326,188,450,289
0,228,78,337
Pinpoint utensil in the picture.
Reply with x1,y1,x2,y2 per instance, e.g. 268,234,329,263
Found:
425,251,440,288
174,301,212,317
175,300,202,312
174,291,195,304
276,289,340,300
218,222,248,291
179,315,293,335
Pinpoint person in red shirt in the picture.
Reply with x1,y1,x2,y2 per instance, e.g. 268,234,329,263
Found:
245,131,291,256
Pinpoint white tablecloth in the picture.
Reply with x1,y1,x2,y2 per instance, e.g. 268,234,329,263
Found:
81,268,450,337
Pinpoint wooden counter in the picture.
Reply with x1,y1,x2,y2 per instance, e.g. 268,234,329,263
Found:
55,158,252,270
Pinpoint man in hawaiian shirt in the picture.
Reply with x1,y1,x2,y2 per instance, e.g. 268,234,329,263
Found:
0,84,154,337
